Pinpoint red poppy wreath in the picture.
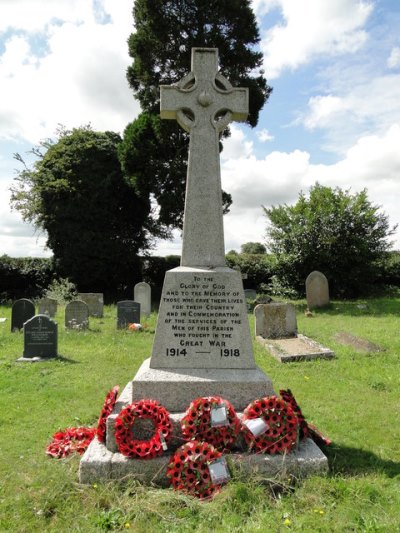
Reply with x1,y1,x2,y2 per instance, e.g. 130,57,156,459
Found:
46,427,96,458
167,440,228,499
114,399,172,459
242,396,299,454
181,396,240,451
97,385,120,443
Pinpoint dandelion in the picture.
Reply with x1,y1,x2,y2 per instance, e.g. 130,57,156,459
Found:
304,376,310,380
124,523,131,529
284,518,291,526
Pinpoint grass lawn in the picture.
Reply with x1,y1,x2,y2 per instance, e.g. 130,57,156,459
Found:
0,296,399,532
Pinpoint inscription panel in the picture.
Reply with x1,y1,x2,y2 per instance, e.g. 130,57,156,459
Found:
150,268,256,369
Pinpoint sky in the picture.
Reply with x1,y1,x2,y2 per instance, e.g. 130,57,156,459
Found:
1,0,400,258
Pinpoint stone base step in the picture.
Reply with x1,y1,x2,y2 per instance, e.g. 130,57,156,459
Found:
79,437,328,486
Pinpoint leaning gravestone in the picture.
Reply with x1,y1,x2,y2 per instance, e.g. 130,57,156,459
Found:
306,271,330,309
65,300,89,330
78,293,104,317
134,282,151,317
80,47,328,484
117,300,140,329
38,297,58,317
11,298,35,331
20,314,58,360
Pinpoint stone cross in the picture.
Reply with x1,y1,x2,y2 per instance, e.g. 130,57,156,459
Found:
160,48,248,267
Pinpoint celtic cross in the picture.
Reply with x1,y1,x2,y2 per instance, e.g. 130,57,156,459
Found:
160,48,248,267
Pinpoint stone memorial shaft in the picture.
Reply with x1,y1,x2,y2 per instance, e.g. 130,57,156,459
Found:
160,48,248,267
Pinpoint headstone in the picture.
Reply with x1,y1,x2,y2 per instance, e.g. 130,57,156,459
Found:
254,303,297,339
134,282,151,316
11,298,35,331
244,289,257,301
306,271,330,309
38,297,58,317
77,293,104,317
117,300,140,329
65,300,89,330
22,314,58,359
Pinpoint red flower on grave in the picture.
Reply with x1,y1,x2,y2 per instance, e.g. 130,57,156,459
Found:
46,427,96,458
114,399,172,459
241,396,299,454
167,440,228,499
96,385,120,443
279,389,332,446
181,396,240,451
279,389,309,439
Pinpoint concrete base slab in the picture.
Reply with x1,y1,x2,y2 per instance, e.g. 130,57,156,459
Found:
130,358,275,412
79,437,328,486
257,334,335,362
16,356,54,363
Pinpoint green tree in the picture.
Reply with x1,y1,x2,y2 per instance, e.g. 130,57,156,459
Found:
264,183,397,297
10,126,152,299
240,242,266,254
119,0,272,229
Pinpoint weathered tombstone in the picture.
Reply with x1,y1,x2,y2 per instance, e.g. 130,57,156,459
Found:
80,47,328,484
78,293,104,317
117,300,140,329
244,289,257,301
306,271,330,309
134,282,151,317
22,314,58,359
254,303,297,339
11,298,35,331
38,297,58,317
65,300,89,330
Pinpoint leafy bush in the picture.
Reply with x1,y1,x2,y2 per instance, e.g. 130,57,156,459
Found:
44,277,78,304
264,184,397,297
226,253,276,293
0,255,55,302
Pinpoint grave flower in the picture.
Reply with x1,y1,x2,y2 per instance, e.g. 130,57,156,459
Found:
167,440,229,499
242,396,299,454
181,396,240,451
97,385,120,443
46,427,96,458
114,399,172,459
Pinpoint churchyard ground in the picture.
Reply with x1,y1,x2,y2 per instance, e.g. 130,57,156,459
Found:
0,297,399,532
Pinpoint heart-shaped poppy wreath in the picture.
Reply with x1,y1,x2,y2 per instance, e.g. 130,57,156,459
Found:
114,399,173,458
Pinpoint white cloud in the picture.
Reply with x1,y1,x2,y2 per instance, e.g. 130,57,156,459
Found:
387,46,400,69
256,128,274,142
0,0,93,33
261,0,373,79
217,123,400,252
221,125,253,160
0,0,137,143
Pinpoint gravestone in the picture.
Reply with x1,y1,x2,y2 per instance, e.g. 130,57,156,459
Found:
306,271,329,309
134,282,151,317
78,293,104,317
255,302,297,339
65,300,89,330
38,297,58,317
22,314,58,359
244,289,257,301
80,47,328,484
117,300,140,329
11,298,35,331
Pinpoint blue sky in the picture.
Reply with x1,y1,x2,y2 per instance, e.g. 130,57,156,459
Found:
1,0,399,258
